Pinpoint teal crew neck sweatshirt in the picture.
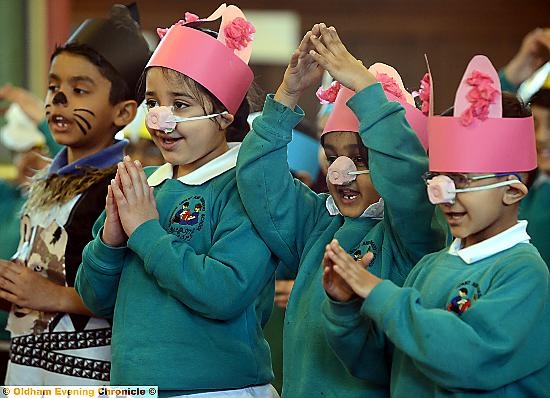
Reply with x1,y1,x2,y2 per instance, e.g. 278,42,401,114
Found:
237,84,448,397
76,165,277,394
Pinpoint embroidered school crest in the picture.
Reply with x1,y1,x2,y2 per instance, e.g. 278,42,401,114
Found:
168,196,206,241
350,240,377,266
446,280,482,315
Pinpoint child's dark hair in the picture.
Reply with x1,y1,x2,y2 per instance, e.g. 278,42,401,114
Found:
51,42,140,105
139,27,256,142
530,89,550,110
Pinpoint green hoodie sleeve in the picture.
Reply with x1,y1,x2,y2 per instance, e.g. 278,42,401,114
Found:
236,94,330,272
126,178,277,321
349,83,448,275
322,295,390,385
75,212,127,318
363,252,550,391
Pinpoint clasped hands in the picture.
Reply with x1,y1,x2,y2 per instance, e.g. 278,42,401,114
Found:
102,156,159,247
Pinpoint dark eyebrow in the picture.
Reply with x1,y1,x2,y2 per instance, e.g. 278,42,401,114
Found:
48,73,95,85
144,91,196,101
69,76,95,85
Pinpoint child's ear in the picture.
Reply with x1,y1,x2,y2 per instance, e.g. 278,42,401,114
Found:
218,112,235,130
113,100,138,127
503,175,528,205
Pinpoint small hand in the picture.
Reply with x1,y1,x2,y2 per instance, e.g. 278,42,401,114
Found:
0,259,65,312
0,84,44,124
504,27,550,85
275,29,324,108
321,243,357,302
274,280,295,309
325,239,380,299
309,24,377,93
102,174,128,247
111,156,159,237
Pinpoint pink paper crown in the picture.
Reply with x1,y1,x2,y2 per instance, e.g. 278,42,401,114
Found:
428,55,537,172
368,63,428,151
146,4,255,114
320,84,359,136
319,63,428,152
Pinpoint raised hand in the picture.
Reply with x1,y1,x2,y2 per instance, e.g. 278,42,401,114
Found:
309,24,377,93
275,30,324,108
102,172,128,247
504,27,550,86
111,156,159,237
324,239,380,299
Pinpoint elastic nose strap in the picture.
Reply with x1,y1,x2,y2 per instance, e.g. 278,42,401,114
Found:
453,179,522,193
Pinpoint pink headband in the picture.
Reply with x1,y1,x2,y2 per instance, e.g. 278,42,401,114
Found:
318,63,429,151
428,55,537,172
146,4,255,114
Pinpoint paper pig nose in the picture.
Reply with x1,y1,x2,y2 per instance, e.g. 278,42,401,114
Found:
146,106,177,133
327,156,357,185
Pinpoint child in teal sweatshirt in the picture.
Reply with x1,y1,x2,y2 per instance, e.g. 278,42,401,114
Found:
76,5,279,397
236,23,447,397
322,55,550,397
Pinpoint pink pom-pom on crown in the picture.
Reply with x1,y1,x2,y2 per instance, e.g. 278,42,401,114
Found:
459,70,499,126
223,17,256,51
412,73,431,116
316,81,341,104
375,72,405,101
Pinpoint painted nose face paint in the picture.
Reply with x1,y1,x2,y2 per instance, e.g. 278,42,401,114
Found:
52,92,68,106
425,174,522,205
327,156,370,185
145,106,228,133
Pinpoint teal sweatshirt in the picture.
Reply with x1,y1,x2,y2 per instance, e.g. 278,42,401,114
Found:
520,178,550,267
75,160,277,395
236,84,448,397
324,242,550,397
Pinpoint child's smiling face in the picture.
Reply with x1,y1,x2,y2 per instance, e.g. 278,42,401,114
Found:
45,52,118,157
322,131,380,217
144,67,230,178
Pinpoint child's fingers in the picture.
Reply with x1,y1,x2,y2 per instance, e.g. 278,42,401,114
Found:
359,252,375,268
124,156,148,199
310,34,332,60
134,159,152,197
288,49,300,68
297,31,313,53
110,177,128,208
311,23,323,38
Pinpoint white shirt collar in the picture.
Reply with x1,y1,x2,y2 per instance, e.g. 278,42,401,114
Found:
325,196,385,219
147,143,240,186
448,220,531,264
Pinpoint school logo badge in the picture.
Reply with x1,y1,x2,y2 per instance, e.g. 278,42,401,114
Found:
350,240,377,267
168,195,206,241
446,280,482,315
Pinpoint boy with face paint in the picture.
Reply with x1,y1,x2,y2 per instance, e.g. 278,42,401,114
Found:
322,56,550,397
0,4,150,385
237,23,447,397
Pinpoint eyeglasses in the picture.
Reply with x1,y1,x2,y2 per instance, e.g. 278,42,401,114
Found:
422,172,523,205
422,172,522,189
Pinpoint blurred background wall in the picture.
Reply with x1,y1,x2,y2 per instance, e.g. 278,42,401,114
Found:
1,0,549,143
